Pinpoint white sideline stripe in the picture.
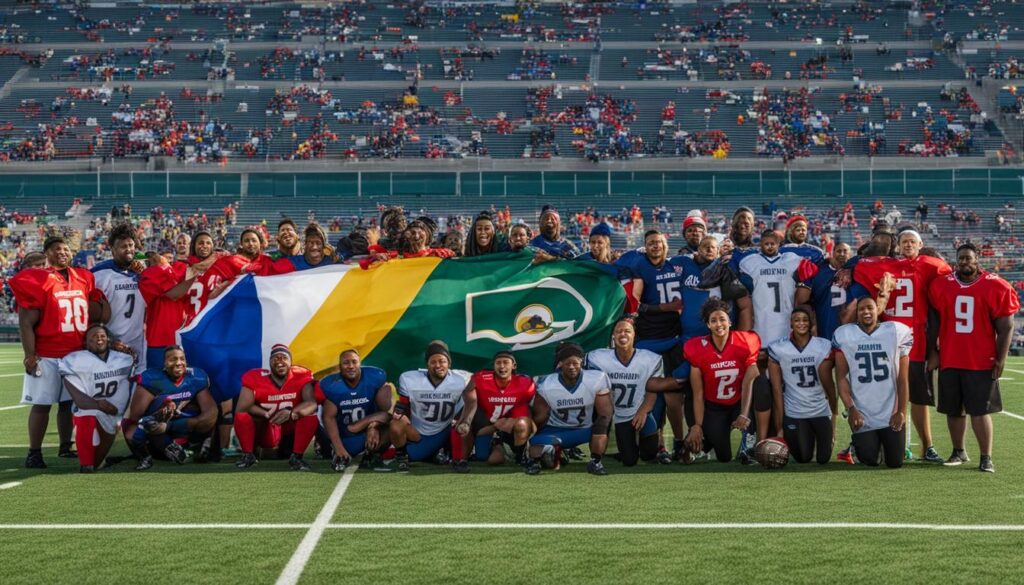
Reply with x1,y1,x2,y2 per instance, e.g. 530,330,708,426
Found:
0,481,22,490
0,524,310,529
275,466,357,585
0,444,57,448
0,373,24,378
1000,411,1024,422
1003,368,1024,375
0,405,26,411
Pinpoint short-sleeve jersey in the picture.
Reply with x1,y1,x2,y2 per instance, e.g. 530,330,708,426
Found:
928,272,1021,371
9,267,96,358
674,255,719,340
472,371,536,422
189,253,278,319
767,336,833,419
800,262,846,341
281,254,334,272
586,348,663,423
534,370,610,430
241,366,314,415
320,366,387,434
139,263,185,347
683,331,761,406
59,349,136,419
397,368,471,436
832,321,913,433
135,367,211,417
529,234,579,259
781,242,825,264
735,252,807,343
91,260,146,358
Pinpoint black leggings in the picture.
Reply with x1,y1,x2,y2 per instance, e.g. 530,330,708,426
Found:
851,427,905,468
703,402,741,463
614,421,659,467
782,415,832,465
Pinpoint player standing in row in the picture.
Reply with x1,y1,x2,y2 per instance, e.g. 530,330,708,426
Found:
10,236,97,468
796,242,852,343
531,343,613,475
390,341,471,472
928,243,1020,472
320,349,392,471
834,297,912,468
235,344,320,471
90,224,147,368
58,324,136,473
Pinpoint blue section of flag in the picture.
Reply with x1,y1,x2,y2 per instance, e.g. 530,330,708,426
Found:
178,275,263,402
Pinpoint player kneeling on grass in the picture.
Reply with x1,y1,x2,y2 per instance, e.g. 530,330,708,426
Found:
389,341,471,472
234,344,320,471
320,349,392,471
58,324,136,473
124,346,217,471
529,343,614,476
451,350,536,474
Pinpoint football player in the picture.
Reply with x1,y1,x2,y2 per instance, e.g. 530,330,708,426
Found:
833,296,912,468
191,227,282,318
780,215,825,263
531,343,613,475
928,243,1020,472
269,218,301,260
452,350,536,473
677,212,707,256
125,346,217,471
320,349,392,471
9,236,97,468
235,344,320,471
58,324,136,473
90,224,147,368
389,341,471,472
795,242,852,342
279,223,337,271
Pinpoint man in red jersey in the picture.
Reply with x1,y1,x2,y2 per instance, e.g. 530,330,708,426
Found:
451,350,537,473
9,236,97,468
234,344,320,471
928,243,1019,473
189,227,287,319
847,228,951,463
139,245,192,371
683,298,761,463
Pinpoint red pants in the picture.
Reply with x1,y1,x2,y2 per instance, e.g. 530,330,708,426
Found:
234,412,318,456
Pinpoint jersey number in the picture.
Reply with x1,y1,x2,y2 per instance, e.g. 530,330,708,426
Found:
830,285,847,308
853,352,889,383
791,365,819,388
714,368,739,400
555,407,586,426
421,400,455,423
489,404,513,423
657,281,681,303
893,278,913,318
612,383,638,409
93,381,118,398
262,400,294,416
340,406,364,426
767,282,781,312
188,281,205,314
58,298,89,333
124,293,136,319
954,295,974,334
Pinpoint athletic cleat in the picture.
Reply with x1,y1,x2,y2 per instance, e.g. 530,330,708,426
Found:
374,458,397,472
692,450,709,464
330,455,350,472
979,455,995,473
24,451,47,469
135,455,154,471
566,447,586,461
288,454,311,471
79,465,95,474
656,448,673,465
358,453,374,470
195,438,212,463
164,442,188,464
396,453,411,472
904,448,915,461
539,444,558,470
57,446,77,458
837,447,855,465
138,415,165,434
587,459,608,476
738,448,754,465
523,459,542,475
943,450,970,466
451,459,470,473
433,449,451,466
236,452,258,469
922,446,944,464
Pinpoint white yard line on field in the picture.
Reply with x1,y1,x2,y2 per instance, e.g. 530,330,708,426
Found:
0,405,27,411
0,481,22,490
1000,411,1024,422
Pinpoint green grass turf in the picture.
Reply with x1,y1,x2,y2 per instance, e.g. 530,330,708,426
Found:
0,343,1023,584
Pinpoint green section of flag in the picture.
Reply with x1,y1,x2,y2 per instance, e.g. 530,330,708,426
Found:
364,252,625,377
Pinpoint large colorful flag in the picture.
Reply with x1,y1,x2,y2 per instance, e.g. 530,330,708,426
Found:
178,253,625,398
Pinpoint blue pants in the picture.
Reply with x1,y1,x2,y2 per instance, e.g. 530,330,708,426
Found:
532,426,593,449
406,430,449,461
472,431,516,462
341,433,366,457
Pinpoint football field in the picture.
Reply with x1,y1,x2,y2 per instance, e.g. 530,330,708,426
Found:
0,342,1022,584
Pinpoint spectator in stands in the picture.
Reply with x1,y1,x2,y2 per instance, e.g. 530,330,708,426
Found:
379,207,407,251
679,212,707,255
464,211,509,257
530,206,580,259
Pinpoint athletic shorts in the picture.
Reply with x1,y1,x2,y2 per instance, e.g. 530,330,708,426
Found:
907,360,935,406
341,433,366,456
472,430,517,461
406,430,449,462
937,368,1002,417
531,426,593,449
21,357,69,405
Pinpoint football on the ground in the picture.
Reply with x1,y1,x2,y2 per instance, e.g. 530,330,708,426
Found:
754,438,790,469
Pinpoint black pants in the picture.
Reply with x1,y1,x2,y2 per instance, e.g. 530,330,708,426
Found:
852,427,905,468
614,421,659,467
783,415,832,465
704,402,740,463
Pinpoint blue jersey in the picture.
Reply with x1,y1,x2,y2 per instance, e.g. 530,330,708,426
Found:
136,367,210,418
320,366,387,436
674,256,718,340
530,235,579,259
781,242,825,264
575,253,632,281
625,254,686,305
801,262,846,341
285,254,335,271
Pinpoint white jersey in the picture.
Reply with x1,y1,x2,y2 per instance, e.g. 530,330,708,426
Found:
586,348,663,423
92,261,147,369
398,368,471,436
534,370,610,429
767,336,833,419
58,349,136,434
737,251,804,343
832,322,913,433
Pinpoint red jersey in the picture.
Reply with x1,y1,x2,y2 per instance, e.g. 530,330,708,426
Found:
241,366,314,414
8,267,95,358
927,271,1020,371
683,330,760,406
852,255,951,361
139,263,186,347
187,253,280,321
472,370,536,422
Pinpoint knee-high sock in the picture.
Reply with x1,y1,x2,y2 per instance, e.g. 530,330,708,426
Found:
450,428,464,461
75,416,98,467
292,415,318,456
234,412,256,454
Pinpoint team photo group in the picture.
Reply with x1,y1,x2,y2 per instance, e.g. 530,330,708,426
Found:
11,203,1018,476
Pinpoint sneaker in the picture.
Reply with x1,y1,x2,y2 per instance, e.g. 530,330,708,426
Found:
358,453,375,470
587,459,608,476
451,459,470,473
837,447,855,465
236,452,258,469
135,455,154,471
943,449,970,466
979,455,995,473
566,447,586,461
288,454,311,471
195,438,212,463
656,448,673,465
904,448,915,461
164,442,187,464
396,453,410,472
523,459,542,475
221,447,240,457
24,451,47,469
692,450,709,464
330,455,350,472
57,444,77,458
433,449,451,466
539,444,558,470
79,465,95,474
374,458,397,472
738,448,754,465
922,446,944,464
